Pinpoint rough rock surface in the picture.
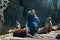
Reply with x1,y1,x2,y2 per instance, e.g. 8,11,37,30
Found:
0,27,60,40
3,0,59,27
37,26,57,34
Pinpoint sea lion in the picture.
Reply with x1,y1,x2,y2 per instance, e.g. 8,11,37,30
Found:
45,17,55,32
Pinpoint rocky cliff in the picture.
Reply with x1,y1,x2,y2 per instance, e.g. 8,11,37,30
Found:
3,0,60,27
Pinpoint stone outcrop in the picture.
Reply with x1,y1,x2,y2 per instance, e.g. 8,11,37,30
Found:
3,0,60,27
4,0,24,26
0,29,60,40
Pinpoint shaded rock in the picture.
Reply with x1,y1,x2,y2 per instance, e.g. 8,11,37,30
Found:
0,30,60,40
56,34,60,39
37,26,56,34
4,1,24,26
2,0,59,27
37,27,47,34
23,0,54,26
52,26,57,30
4,37,40,40
56,24,60,30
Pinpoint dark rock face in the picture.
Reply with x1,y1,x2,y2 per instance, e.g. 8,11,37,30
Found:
4,0,24,27
22,0,54,26
56,34,60,39
3,0,59,27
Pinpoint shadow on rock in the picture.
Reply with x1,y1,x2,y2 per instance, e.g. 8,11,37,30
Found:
56,34,60,39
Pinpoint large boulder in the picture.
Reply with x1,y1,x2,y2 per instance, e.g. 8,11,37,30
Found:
3,0,59,27
4,0,24,27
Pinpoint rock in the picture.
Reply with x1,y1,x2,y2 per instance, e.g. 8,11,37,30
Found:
56,34,60,39
3,0,58,27
37,27,47,34
4,37,40,40
4,0,24,26
0,30,60,40
37,26,57,34
23,0,54,26
56,24,60,30
52,26,57,30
